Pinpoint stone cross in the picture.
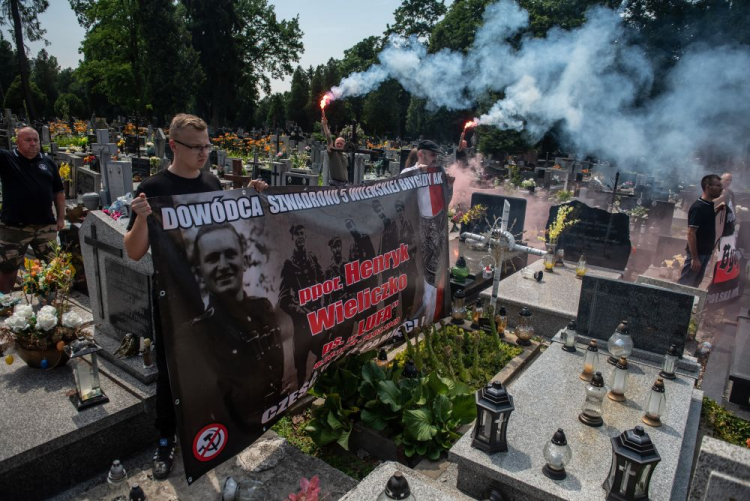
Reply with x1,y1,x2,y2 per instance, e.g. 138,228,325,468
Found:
91,129,118,205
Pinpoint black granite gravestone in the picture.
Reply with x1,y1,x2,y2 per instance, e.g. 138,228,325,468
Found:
131,157,151,180
649,200,675,236
654,235,686,266
577,275,692,355
105,258,153,340
547,200,631,270
460,193,527,240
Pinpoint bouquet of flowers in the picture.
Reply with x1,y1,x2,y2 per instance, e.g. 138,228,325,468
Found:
539,204,578,244
521,179,536,189
461,204,487,225
58,162,71,181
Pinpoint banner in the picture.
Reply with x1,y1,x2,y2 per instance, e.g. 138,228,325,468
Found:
707,232,743,307
147,168,450,483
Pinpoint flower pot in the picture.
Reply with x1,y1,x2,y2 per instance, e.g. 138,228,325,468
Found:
14,344,70,369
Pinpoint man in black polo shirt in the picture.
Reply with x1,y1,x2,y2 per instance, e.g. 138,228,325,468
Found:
0,127,65,293
678,174,725,287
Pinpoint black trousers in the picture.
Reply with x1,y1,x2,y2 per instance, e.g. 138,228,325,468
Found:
154,316,177,439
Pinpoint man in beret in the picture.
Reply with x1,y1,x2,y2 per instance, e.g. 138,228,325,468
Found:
279,224,324,388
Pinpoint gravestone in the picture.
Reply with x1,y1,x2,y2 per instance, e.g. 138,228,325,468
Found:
76,167,102,195
105,258,153,340
131,157,150,180
577,275,693,355
547,200,631,270
154,128,166,158
106,160,133,201
461,193,527,241
636,274,707,314
650,200,676,236
41,125,50,145
91,129,118,205
79,211,156,383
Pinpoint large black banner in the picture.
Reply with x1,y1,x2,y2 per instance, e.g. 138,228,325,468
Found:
147,168,451,483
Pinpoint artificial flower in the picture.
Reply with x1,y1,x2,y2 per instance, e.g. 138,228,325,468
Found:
14,304,34,319
5,314,29,332
36,311,58,331
62,311,84,329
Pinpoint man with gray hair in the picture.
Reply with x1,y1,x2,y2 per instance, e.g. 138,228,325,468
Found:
0,126,65,293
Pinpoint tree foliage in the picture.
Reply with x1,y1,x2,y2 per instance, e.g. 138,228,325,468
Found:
31,48,58,118
286,66,310,130
386,0,447,41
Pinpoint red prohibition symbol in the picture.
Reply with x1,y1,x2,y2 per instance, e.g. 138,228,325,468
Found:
193,423,228,462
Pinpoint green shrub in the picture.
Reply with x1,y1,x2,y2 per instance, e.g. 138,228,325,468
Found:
702,397,750,448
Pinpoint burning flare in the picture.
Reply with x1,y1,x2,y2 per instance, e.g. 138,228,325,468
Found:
464,118,480,130
320,92,334,111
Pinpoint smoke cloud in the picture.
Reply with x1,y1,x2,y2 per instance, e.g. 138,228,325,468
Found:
331,0,750,172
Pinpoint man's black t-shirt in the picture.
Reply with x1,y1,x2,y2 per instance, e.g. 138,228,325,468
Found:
0,149,64,224
687,197,716,255
126,169,222,231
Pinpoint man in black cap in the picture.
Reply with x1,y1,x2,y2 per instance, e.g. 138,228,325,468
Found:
402,139,454,203
279,224,324,388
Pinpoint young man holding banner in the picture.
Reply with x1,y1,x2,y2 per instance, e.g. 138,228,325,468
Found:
123,114,267,480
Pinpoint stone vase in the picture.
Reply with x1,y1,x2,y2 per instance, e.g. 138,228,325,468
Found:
15,343,70,369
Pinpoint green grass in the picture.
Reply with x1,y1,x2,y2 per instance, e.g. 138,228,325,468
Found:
272,409,379,480
702,397,750,448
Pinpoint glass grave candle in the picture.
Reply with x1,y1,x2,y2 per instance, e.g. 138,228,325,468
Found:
542,428,572,480
580,340,599,381
642,379,667,427
659,344,679,380
607,356,629,402
607,321,634,365
562,320,577,353
579,371,607,427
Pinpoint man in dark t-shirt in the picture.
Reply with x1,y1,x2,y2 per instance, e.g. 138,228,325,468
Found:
0,127,65,292
678,174,724,287
123,113,267,480
321,116,349,185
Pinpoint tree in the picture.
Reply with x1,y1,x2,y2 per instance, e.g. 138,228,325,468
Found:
0,0,49,121
31,48,58,118
0,33,16,105
286,66,309,130
363,79,401,137
386,0,447,41
266,92,286,130
54,92,85,119
305,65,324,128
183,0,303,127
3,74,46,116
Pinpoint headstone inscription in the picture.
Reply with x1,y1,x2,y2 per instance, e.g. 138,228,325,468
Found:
577,275,693,355
131,157,150,180
547,200,632,270
105,258,153,340
460,193,527,241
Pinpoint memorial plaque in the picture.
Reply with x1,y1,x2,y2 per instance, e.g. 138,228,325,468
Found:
461,193,527,240
547,200,631,270
131,157,151,180
577,275,693,355
105,258,152,340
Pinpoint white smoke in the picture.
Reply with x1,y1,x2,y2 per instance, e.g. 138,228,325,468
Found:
330,0,750,172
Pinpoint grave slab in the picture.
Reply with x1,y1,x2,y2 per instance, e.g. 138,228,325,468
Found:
577,275,694,356
340,461,474,501
688,436,750,501
479,258,621,337
450,345,701,501
460,192,527,241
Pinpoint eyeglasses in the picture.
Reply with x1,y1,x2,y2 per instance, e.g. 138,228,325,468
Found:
173,139,213,153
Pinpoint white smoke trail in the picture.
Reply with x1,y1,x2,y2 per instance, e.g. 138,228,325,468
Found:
330,0,750,173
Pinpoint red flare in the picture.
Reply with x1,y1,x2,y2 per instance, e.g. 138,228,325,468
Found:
464,119,480,130
320,93,333,110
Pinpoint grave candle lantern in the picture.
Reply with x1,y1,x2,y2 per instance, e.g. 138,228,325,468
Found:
472,381,515,454
543,249,556,272
65,337,109,411
562,320,577,352
451,289,467,325
580,339,599,381
376,348,389,368
659,344,679,380
607,357,629,402
542,428,572,480
451,256,470,284
576,254,588,278
377,471,416,501
603,426,661,501
516,307,534,346
642,379,667,427
403,359,419,379
579,371,607,427
607,321,634,365
495,306,507,338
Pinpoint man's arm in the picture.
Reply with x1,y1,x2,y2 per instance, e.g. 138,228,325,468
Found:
124,193,151,261
686,227,701,271
321,117,333,151
54,192,65,230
